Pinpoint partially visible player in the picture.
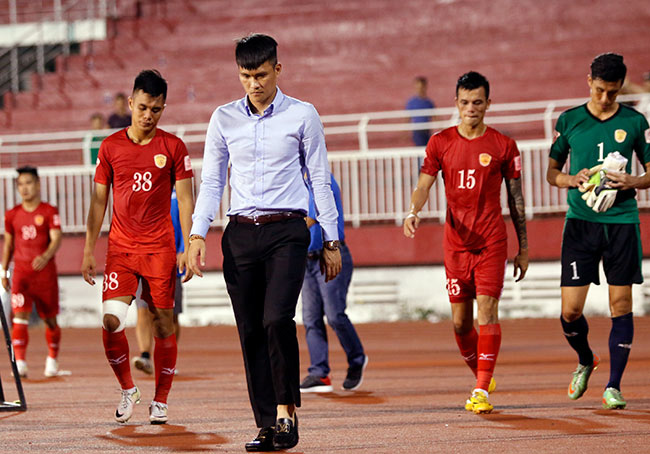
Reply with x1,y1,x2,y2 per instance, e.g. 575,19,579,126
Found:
2,166,62,378
132,188,184,375
403,71,528,414
81,70,194,424
547,53,650,409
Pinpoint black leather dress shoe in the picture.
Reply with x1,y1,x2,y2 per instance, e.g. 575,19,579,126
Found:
245,426,275,452
273,414,299,450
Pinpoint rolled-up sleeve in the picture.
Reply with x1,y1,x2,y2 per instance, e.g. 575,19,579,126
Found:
191,109,230,237
302,105,339,241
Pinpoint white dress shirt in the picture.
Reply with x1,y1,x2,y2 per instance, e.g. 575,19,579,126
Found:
191,87,339,241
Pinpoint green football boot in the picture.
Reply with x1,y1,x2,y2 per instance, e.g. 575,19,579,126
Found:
568,354,599,400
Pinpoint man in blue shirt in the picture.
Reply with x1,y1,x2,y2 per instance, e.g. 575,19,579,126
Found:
132,189,185,375
187,34,341,452
405,76,435,146
300,175,367,393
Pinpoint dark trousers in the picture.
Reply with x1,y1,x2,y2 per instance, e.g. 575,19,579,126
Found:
222,217,310,428
302,243,365,377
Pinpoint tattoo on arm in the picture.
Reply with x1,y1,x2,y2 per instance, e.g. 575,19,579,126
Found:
505,178,528,250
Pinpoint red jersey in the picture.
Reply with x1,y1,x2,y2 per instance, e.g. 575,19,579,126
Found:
421,126,521,251
4,202,61,271
94,128,193,253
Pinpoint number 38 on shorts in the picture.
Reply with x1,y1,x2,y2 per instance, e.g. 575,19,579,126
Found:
103,272,119,292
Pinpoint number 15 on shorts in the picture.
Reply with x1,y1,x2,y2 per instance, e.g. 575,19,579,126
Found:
446,278,461,296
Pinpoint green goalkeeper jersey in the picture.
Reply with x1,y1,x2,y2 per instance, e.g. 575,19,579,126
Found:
550,103,650,223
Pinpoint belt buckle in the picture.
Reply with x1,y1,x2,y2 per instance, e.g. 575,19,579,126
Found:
253,215,261,226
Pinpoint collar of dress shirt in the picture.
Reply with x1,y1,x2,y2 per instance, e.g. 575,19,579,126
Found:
241,86,286,117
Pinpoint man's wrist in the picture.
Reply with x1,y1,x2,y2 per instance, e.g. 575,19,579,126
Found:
323,240,340,251
189,234,205,244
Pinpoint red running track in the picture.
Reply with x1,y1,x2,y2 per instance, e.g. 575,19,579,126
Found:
1,317,650,453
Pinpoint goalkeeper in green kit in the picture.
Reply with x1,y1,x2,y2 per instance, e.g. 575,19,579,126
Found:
547,53,650,409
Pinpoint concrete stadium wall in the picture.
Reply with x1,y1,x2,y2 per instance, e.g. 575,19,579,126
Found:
4,261,649,329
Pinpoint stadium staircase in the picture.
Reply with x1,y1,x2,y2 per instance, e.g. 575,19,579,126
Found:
3,0,650,149
1,0,650,318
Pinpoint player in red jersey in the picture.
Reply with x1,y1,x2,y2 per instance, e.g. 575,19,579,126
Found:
81,70,194,424
2,166,62,379
403,72,528,413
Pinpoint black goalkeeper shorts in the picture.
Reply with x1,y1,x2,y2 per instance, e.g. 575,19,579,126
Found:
560,218,643,286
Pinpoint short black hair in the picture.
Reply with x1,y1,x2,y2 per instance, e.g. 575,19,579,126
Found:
415,76,428,84
456,71,490,99
16,165,39,180
591,53,626,83
236,34,278,70
132,70,167,101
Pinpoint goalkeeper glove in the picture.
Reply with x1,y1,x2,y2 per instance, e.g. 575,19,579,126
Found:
592,187,617,212
583,169,617,212
582,152,628,213
602,151,628,173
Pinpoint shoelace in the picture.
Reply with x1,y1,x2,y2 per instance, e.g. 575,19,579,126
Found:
573,364,587,377
118,389,135,410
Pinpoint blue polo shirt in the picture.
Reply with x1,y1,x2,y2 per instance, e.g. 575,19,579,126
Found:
308,175,345,253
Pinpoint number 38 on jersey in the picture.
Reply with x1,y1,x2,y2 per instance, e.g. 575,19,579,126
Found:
132,171,153,192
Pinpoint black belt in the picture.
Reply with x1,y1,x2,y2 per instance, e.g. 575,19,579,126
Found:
230,211,304,225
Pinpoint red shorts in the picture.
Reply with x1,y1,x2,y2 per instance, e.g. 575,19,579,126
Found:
444,240,508,303
103,251,177,309
11,265,59,319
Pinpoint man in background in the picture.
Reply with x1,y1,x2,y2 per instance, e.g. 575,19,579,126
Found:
107,92,132,129
133,189,185,375
300,174,367,393
300,175,368,393
406,76,436,146
2,166,63,378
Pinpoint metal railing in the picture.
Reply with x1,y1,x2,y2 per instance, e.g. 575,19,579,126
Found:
0,1,110,91
1,94,649,166
1,139,648,233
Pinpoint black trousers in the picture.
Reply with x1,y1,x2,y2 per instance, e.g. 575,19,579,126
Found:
222,217,310,428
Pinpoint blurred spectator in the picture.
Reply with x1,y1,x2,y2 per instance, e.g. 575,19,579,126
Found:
406,76,435,146
90,112,105,130
87,112,108,165
621,72,650,94
107,92,132,129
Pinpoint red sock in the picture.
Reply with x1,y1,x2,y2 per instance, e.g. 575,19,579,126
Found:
102,329,134,390
476,324,501,392
153,334,177,404
45,326,61,359
11,320,29,361
454,327,479,376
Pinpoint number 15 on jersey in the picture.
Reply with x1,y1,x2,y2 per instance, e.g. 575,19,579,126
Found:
458,169,476,189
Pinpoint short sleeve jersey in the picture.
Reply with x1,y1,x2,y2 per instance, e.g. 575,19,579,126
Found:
4,202,61,270
421,126,521,251
550,104,650,224
94,128,193,253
